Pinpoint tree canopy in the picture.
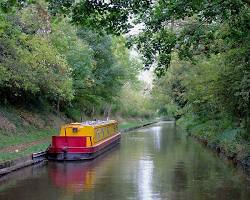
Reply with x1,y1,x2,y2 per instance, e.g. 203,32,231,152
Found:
43,0,249,76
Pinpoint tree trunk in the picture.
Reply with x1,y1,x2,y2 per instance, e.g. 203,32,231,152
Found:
92,106,95,118
103,105,112,120
103,105,107,119
57,97,60,115
107,105,112,120
246,100,250,135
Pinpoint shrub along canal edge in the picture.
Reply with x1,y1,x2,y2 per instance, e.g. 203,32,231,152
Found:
192,135,250,178
0,121,159,176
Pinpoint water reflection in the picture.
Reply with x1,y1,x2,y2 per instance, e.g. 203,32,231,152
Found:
151,126,162,151
49,147,120,193
138,159,154,200
171,161,187,192
49,162,96,192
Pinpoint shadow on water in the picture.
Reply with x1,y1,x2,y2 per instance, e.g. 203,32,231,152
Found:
0,121,250,200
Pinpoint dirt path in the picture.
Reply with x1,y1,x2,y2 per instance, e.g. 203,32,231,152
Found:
0,138,50,153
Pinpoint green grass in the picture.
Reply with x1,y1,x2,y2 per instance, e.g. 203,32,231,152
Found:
0,128,57,162
0,129,57,149
0,142,50,162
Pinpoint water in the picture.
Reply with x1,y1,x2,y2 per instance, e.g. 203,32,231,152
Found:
0,122,250,200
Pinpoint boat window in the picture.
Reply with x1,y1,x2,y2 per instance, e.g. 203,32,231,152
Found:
102,128,105,137
72,127,78,133
96,128,101,141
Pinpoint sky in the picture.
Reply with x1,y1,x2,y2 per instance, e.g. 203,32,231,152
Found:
127,23,154,89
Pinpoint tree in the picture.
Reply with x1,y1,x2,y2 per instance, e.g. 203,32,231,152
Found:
0,2,73,106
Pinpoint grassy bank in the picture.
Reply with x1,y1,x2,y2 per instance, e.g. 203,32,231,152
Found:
0,142,50,162
177,115,250,170
0,129,55,161
0,129,56,149
0,105,66,162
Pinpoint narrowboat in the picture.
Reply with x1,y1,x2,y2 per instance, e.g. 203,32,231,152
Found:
47,120,121,161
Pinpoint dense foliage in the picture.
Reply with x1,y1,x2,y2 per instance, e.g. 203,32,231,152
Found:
0,5,73,105
0,1,154,120
148,1,250,156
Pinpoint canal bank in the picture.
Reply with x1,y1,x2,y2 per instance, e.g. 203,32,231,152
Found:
176,116,250,178
191,135,250,178
0,120,159,176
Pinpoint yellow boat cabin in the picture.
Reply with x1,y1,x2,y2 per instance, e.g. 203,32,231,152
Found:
59,120,119,147
47,120,121,161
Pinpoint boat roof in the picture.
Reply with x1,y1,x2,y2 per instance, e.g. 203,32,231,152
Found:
68,120,117,127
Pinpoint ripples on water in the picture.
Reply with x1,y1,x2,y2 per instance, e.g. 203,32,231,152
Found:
0,121,250,200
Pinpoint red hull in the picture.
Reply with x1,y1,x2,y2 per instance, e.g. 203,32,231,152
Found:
47,133,121,161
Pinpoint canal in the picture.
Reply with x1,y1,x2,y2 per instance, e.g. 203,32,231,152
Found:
0,121,250,200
